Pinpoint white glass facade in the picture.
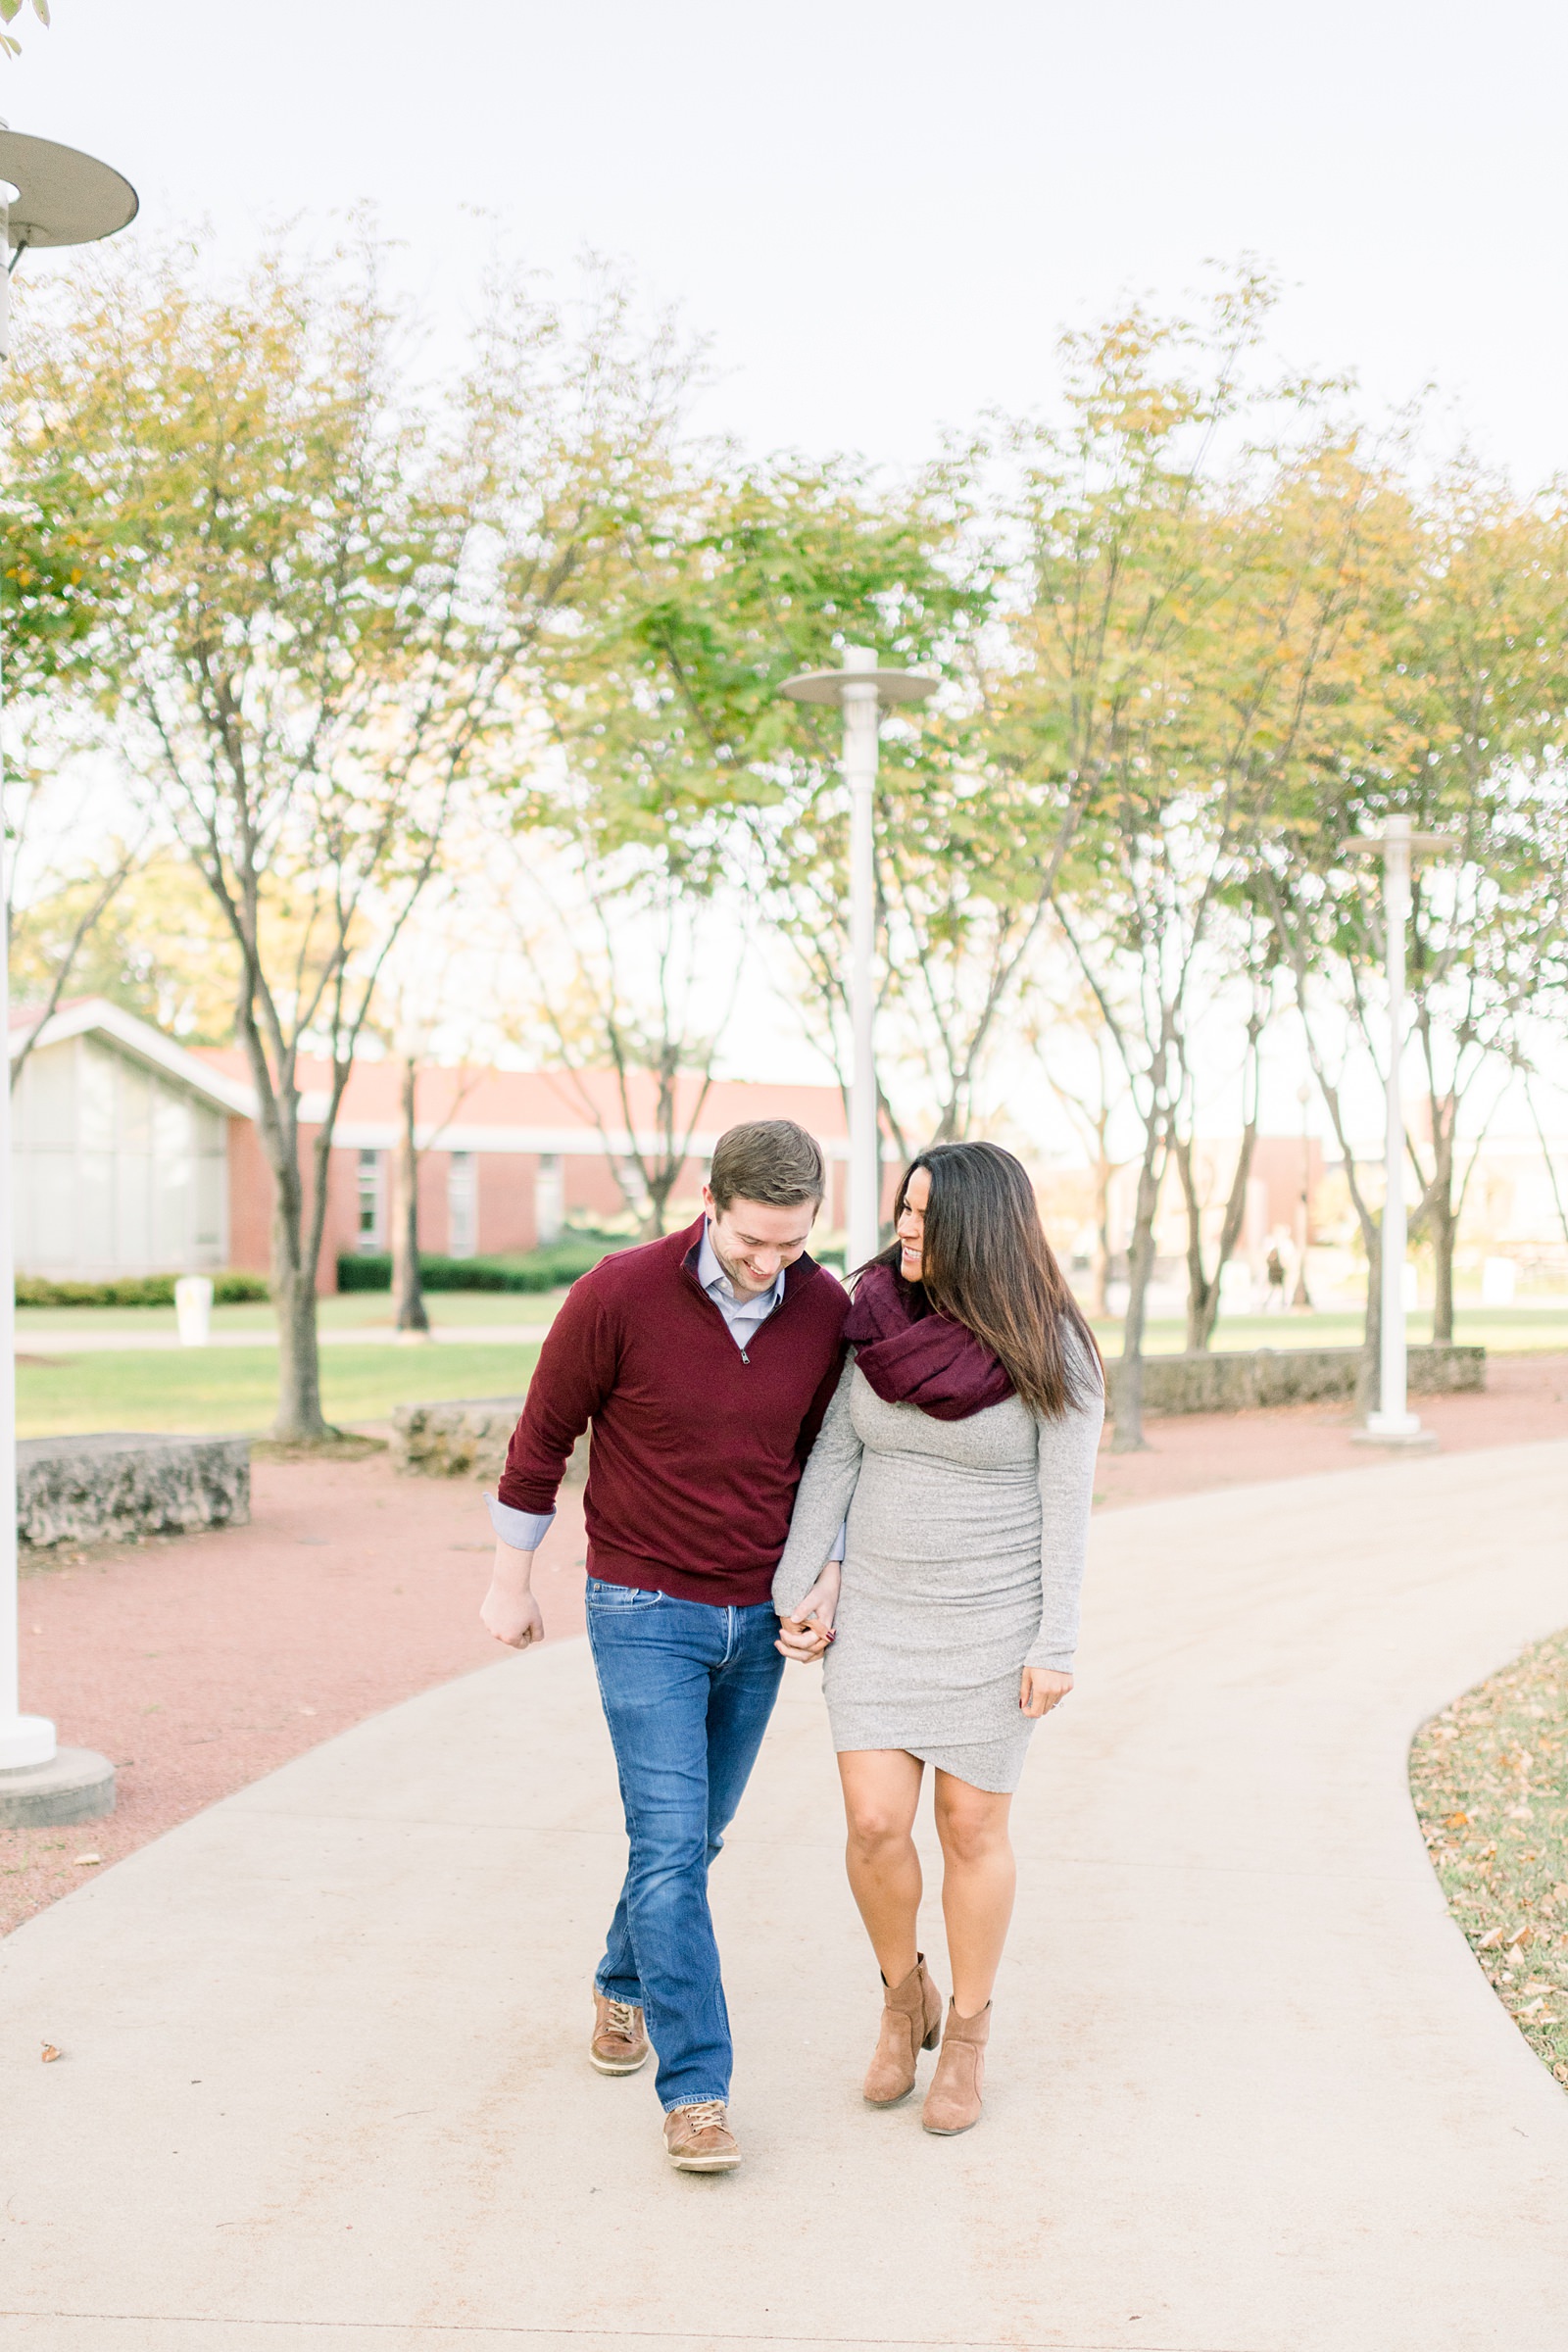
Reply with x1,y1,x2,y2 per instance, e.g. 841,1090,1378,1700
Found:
12,1036,227,1277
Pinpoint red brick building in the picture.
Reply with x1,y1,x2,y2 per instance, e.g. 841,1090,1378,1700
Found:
10,1000,854,1289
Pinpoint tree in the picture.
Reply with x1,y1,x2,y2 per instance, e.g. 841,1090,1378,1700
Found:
1326,469,1568,1337
1030,981,1127,1317
998,279,1387,1443
10,241,629,1437
2,316,144,1088
499,841,731,1238
1169,942,1272,1351
510,449,995,1184
1255,465,1568,1394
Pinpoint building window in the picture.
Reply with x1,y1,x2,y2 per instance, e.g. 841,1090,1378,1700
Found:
448,1152,478,1259
357,1149,383,1252
535,1152,564,1247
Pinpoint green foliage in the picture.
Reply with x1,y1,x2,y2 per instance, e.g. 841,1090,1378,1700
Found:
0,0,49,61
10,850,243,1043
336,1234,624,1294
16,1269,270,1307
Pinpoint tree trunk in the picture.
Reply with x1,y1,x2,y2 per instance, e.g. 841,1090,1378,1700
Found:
269,1149,329,1442
1177,1124,1257,1352
1111,1124,1164,1453
1357,1224,1383,1421
1429,1196,1454,1344
391,1054,429,1336
1426,1094,1457,1344
1094,1146,1113,1319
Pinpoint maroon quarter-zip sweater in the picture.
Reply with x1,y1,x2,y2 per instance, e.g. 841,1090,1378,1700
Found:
497,1215,850,1607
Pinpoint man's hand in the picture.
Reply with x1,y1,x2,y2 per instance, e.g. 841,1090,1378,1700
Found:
480,1538,545,1651
1020,1665,1072,1718
776,1561,841,1663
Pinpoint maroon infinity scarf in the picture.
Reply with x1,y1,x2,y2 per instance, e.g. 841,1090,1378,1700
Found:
842,1261,1014,1422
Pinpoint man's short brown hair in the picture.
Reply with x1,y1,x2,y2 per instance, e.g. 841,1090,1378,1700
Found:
708,1119,826,1214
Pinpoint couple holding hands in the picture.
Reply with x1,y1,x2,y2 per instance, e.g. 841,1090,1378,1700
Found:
481,1119,1102,2172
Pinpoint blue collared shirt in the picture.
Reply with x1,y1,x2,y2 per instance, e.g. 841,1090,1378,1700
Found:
695,1219,786,1351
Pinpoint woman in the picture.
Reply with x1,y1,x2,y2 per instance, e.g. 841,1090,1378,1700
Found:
773,1141,1102,2136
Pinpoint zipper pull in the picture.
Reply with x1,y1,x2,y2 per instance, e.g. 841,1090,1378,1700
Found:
740,1348,750,1364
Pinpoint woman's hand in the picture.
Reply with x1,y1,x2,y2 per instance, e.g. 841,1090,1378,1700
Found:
776,1561,841,1664
1020,1665,1072,1718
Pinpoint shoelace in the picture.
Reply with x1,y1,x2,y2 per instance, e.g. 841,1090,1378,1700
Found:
677,2099,727,2134
604,2000,639,2037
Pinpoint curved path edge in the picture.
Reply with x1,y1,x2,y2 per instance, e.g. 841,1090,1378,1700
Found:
2,1444,1566,2351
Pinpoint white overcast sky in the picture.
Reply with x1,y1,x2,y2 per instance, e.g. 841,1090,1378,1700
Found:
9,0,1568,486
8,0,1568,1133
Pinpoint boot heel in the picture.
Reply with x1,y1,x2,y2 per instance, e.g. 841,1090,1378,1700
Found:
922,2020,941,2051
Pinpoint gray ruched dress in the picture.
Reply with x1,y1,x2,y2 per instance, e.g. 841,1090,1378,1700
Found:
772,1341,1103,1793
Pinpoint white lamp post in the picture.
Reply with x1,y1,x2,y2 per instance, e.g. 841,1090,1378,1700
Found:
1348,814,1446,1451
0,123,137,1821
780,647,936,1268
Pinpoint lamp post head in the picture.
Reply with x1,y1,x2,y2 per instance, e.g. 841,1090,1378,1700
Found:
0,124,137,368
780,643,939,710
0,124,138,253
1344,816,1451,864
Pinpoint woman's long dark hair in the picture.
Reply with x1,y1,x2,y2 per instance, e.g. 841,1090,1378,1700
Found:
865,1141,1103,1419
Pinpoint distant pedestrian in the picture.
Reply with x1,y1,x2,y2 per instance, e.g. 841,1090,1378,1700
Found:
1264,1247,1287,1312
479,1120,848,2174
774,1142,1102,2136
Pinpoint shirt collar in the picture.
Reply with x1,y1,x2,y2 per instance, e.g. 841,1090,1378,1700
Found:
699,1219,785,1310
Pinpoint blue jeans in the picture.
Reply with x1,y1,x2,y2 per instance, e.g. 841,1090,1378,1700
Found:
585,1576,784,2113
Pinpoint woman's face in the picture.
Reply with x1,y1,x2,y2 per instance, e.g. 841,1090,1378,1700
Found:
896,1165,931,1283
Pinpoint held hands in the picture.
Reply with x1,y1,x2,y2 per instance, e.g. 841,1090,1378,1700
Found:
775,1561,841,1664
1020,1665,1072,1718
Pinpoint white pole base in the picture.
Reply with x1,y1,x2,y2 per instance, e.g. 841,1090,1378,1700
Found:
1352,1417,1440,1452
0,1712,57,1770
0,1743,115,1827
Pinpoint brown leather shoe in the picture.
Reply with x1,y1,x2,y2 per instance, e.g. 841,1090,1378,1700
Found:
590,1990,650,2076
921,1999,991,2135
663,2099,741,2172
863,1953,943,2106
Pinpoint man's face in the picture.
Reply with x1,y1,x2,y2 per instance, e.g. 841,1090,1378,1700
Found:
703,1185,817,1300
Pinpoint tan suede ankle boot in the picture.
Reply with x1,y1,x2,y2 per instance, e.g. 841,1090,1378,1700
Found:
921,1999,991,2135
862,1954,944,2107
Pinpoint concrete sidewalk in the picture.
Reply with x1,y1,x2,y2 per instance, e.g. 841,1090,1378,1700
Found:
2,1445,1566,2352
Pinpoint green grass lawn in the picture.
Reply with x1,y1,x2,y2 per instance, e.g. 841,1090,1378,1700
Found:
15,1339,544,1439
1090,1306,1568,1358
13,1293,1568,1441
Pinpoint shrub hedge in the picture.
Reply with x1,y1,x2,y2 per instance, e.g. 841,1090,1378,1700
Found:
16,1269,271,1308
336,1231,626,1295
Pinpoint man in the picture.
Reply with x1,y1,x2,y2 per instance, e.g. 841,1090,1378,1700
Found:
480,1119,848,2173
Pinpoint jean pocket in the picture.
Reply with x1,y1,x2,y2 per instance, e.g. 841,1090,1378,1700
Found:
585,1576,662,1610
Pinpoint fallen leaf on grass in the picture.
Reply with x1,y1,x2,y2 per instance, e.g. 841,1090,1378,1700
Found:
1445,1812,1469,1828
1508,1925,1535,1948
1478,1927,1504,1949
40,2043,60,2063
73,1853,101,1868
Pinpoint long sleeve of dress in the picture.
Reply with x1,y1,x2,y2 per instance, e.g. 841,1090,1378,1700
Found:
772,1354,863,1620
1024,1343,1104,1674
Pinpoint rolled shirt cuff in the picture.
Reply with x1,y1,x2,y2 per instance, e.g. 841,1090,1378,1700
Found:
826,1518,847,1564
486,1494,556,1552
